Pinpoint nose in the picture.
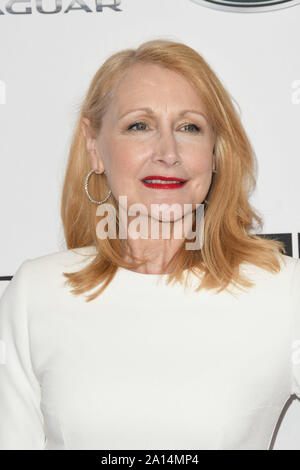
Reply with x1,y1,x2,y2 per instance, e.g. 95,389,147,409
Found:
153,125,181,167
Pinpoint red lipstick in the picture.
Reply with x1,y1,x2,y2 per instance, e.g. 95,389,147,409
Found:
141,175,188,190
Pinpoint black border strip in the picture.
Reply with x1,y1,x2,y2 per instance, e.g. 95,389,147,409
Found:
0,276,12,281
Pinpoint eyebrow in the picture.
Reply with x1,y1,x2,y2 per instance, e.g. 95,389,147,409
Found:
119,107,208,122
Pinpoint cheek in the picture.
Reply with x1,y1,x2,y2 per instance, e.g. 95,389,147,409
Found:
110,147,151,193
111,141,143,170
106,149,142,199
185,139,214,167
189,157,212,176
195,144,214,168
106,144,134,179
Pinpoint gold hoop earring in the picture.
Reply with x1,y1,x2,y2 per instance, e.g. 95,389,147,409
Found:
84,169,112,205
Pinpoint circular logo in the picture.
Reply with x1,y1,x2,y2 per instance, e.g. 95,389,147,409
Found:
189,0,300,13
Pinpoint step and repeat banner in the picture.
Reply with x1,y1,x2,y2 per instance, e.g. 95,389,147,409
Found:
0,0,299,450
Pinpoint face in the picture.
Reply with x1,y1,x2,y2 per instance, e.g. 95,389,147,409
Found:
83,63,216,223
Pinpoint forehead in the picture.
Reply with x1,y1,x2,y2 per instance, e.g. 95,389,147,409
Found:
110,63,206,112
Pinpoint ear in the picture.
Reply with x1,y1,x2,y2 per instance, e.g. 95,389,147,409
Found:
81,117,105,173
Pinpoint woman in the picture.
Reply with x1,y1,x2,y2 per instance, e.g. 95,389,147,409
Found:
0,39,299,450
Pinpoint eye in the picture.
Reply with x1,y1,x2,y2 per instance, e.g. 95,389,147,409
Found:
181,124,200,133
127,122,148,131
126,122,201,133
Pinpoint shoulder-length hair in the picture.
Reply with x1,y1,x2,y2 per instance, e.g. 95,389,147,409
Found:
60,38,286,302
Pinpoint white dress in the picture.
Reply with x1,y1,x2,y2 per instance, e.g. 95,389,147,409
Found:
0,245,299,450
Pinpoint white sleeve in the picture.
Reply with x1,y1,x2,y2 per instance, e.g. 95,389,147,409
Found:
291,258,300,399
0,260,46,449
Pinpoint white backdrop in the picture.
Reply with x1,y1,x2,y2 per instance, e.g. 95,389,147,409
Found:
0,0,299,449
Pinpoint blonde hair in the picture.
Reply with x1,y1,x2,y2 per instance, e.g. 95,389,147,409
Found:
60,39,286,302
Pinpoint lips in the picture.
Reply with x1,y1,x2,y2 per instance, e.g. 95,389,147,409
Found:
141,175,187,182
141,175,188,190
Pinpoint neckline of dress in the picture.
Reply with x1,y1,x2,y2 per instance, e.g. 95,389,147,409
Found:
117,266,170,278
